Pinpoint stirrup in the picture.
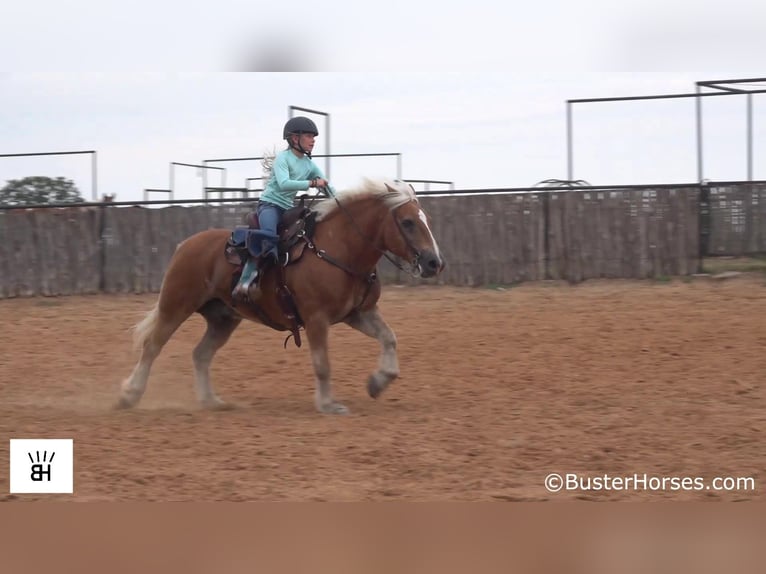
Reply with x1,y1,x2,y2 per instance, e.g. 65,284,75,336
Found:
232,279,263,304
232,266,259,302
264,251,279,267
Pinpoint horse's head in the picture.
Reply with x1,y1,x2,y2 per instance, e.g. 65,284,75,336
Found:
382,182,445,278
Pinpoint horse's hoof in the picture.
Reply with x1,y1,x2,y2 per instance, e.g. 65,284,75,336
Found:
318,401,350,415
367,375,384,399
114,396,136,410
202,398,235,411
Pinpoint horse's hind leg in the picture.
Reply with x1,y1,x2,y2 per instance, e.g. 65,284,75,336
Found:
344,307,399,399
193,300,242,410
117,303,191,409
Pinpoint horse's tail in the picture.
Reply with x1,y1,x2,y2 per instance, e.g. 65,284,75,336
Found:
132,303,159,352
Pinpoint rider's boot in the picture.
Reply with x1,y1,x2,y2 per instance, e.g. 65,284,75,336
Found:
231,257,260,302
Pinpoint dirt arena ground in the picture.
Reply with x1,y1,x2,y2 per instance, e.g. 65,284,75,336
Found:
0,275,763,501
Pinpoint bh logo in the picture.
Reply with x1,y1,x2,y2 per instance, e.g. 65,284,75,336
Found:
9,439,73,494
29,450,55,482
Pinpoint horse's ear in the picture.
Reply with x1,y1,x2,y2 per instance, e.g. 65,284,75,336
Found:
384,183,397,194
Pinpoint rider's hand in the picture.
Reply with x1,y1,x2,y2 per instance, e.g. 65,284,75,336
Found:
311,178,328,188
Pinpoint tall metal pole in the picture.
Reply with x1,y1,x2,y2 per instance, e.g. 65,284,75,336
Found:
91,151,98,201
747,93,753,181
695,83,708,272
169,163,174,201
696,84,704,182
325,114,331,180
396,153,402,180
566,101,573,181
202,160,208,201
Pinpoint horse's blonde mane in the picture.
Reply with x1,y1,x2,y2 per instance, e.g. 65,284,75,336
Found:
314,178,417,222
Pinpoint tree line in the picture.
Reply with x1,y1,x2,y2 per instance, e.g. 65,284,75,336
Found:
0,176,85,206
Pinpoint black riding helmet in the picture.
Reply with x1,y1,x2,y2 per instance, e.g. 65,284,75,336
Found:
284,116,318,157
283,116,319,138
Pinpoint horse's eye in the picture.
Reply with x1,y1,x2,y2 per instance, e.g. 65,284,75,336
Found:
401,218,415,232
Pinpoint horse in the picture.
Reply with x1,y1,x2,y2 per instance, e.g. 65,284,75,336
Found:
117,178,445,414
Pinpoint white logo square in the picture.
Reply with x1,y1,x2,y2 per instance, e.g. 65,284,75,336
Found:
9,439,74,494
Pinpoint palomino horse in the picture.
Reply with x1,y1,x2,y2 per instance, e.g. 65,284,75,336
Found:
117,179,444,414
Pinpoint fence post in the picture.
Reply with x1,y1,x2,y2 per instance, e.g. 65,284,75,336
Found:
98,204,107,292
542,192,551,279
697,184,710,272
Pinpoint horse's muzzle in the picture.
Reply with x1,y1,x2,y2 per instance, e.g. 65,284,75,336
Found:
418,250,444,278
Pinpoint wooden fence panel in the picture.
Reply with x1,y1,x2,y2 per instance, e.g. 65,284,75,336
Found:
707,184,766,255
6,182,766,299
521,194,544,282
0,208,101,297
546,193,565,280
102,207,149,293
754,184,766,253
44,208,102,295
0,212,7,298
99,205,253,293
418,196,450,285
740,183,766,254
500,195,519,283
1,210,37,297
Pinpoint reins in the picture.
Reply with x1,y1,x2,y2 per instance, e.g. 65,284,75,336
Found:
319,187,421,277
275,185,419,347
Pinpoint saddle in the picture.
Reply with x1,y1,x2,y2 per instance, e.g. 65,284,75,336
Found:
225,202,318,347
225,203,317,266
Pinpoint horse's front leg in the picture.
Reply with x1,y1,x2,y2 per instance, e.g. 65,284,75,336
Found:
305,317,349,414
344,307,399,398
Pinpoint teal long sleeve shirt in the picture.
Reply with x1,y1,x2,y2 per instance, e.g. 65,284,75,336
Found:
259,149,335,209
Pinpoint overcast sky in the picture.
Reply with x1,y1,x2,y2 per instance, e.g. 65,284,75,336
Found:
2,1,765,202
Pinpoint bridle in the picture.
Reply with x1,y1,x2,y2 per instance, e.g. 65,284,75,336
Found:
325,190,422,277
287,189,422,323
389,203,423,274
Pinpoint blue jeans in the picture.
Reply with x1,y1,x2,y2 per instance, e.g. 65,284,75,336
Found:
257,201,285,259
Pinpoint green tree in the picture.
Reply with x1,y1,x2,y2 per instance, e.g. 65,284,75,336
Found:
0,176,85,206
